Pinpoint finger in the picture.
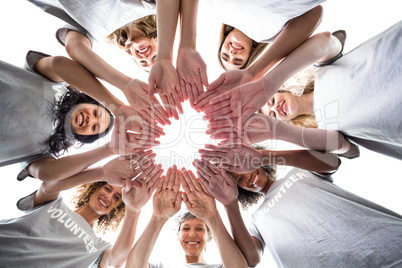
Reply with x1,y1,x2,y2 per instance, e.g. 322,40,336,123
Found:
191,83,199,108
163,168,171,189
211,132,240,140
161,94,173,118
167,165,177,190
238,109,255,130
198,177,210,195
179,172,191,194
206,127,233,136
208,119,233,129
200,64,209,88
197,171,210,188
180,78,187,102
182,169,200,191
204,99,231,114
155,176,165,193
187,82,195,108
167,94,179,120
220,164,246,173
148,167,164,190
221,169,237,186
148,77,156,99
173,168,181,192
200,155,225,163
193,159,215,177
182,192,190,207
206,107,233,121
136,163,155,181
194,90,215,110
209,89,231,105
207,73,225,91
172,89,184,115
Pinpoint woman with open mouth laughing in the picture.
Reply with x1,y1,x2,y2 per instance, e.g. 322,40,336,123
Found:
126,166,247,268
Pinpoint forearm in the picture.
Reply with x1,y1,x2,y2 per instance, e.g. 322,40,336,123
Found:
248,5,323,80
45,55,125,109
261,150,340,173
104,210,141,267
27,145,114,181
224,201,261,267
260,31,337,96
126,215,168,268
203,213,248,268
156,0,180,61
34,167,104,206
179,0,199,49
277,121,352,153
65,31,133,92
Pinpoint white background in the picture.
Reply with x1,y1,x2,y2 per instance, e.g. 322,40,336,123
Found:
0,0,401,267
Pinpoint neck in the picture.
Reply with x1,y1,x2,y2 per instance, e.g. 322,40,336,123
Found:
75,204,99,227
296,92,314,115
261,176,276,195
185,253,205,264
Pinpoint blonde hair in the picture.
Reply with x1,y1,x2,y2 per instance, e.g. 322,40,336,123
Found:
259,67,318,128
71,182,125,234
106,15,157,54
218,24,268,70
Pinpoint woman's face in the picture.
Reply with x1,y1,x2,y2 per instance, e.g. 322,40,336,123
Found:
261,92,300,121
70,103,111,136
231,168,268,193
89,184,123,216
221,28,254,70
179,218,209,257
129,36,157,72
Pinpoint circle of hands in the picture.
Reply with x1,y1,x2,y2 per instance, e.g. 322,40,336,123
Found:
104,47,279,212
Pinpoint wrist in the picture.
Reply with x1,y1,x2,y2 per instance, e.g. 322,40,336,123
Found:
224,199,240,211
125,207,141,216
151,213,170,224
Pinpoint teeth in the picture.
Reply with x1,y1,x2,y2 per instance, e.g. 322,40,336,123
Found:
138,47,148,53
99,199,108,208
79,113,83,126
187,242,198,245
231,42,243,49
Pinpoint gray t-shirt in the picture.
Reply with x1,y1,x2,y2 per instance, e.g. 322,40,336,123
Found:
0,51,64,179
314,21,402,159
149,263,223,268
26,0,157,45
208,0,326,42
248,168,402,268
0,192,111,268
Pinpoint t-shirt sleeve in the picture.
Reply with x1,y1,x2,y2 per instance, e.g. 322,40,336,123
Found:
247,221,265,254
24,50,51,73
16,190,61,211
17,152,55,181
56,23,94,48
90,248,109,268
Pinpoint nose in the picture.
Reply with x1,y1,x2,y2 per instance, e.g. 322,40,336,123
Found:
230,48,237,55
188,229,197,238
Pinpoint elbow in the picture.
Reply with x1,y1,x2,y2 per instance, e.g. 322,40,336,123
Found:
65,37,90,61
247,256,261,268
47,56,74,75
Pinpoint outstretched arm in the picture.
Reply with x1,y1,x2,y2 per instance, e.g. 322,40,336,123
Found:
100,164,163,267
181,169,247,268
177,0,208,107
246,5,323,80
192,160,262,267
33,152,156,207
126,166,182,268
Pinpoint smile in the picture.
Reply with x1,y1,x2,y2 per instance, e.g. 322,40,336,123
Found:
137,46,149,56
278,100,287,116
77,112,84,127
186,241,200,245
230,42,244,50
98,198,108,208
249,171,259,188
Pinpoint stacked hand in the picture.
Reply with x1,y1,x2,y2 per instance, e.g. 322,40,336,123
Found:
177,47,208,108
102,150,157,187
152,165,182,219
206,113,276,145
199,144,263,174
122,78,171,126
180,168,217,219
122,162,163,213
194,69,254,112
204,78,270,132
148,60,183,120
192,159,238,206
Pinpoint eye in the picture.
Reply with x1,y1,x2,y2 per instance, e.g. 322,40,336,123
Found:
196,228,204,231
152,55,156,62
139,60,147,66
238,178,242,184
182,228,190,231
92,124,96,133
105,186,111,192
113,195,120,201
93,109,97,117
270,111,276,118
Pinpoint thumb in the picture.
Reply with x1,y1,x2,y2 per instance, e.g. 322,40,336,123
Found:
200,65,209,87
207,73,225,91
148,77,156,99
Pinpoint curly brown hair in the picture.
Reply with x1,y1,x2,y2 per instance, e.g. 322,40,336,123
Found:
218,24,268,71
106,15,157,54
237,165,277,210
71,182,125,234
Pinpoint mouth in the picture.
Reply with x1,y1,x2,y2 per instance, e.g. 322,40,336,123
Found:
249,170,259,188
76,112,84,127
98,198,108,208
186,241,200,246
278,100,287,116
230,41,244,50
137,46,149,56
